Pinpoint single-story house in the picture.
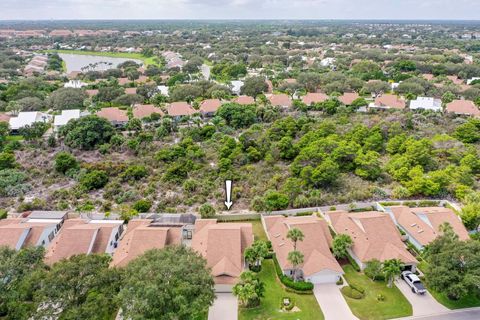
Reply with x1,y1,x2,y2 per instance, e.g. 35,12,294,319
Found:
167,102,196,118
0,113,11,123
234,95,255,105
124,87,137,95
338,92,359,105
157,85,169,97
85,89,99,97
263,215,343,284
96,107,129,127
9,112,52,131
445,99,480,117
385,206,470,250
191,219,253,289
0,211,68,250
409,97,442,112
324,210,418,271
64,80,87,88
199,99,222,116
302,92,328,106
111,219,188,267
267,93,292,108
132,104,164,120
53,109,89,132
369,94,406,110
45,219,124,265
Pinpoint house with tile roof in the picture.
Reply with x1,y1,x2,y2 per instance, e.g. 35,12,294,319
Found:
111,219,190,267
369,94,406,110
191,219,253,289
262,215,343,284
267,93,292,108
167,102,196,118
445,99,480,117
234,95,255,105
199,99,222,116
45,219,124,265
338,92,360,105
301,92,328,106
132,104,164,119
0,211,68,250
324,210,417,271
96,107,129,127
385,206,470,250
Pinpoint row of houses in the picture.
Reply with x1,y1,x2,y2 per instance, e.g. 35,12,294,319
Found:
0,212,253,289
0,204,469,288
263,205,469,284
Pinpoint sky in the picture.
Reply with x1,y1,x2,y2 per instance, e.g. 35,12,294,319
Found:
0,0,479,20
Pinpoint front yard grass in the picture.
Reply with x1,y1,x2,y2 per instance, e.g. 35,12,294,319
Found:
341,264,412,320
428,288,480,309
239,259,324,320
47,49,160,66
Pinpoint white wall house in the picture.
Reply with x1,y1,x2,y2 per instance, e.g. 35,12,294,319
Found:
9,112,52,131
53,109,89,132
409,97,442,112
230,80,244,95
64,80,87,88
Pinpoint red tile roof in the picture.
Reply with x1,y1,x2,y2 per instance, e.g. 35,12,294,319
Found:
234,95,255,105
96,107,129,122
338,92,360,105
132,104,164,119
446,100,480,117
302,92,328,105
373,94,406,109
199,99,222,114
167,102,196,117
268,93,292,107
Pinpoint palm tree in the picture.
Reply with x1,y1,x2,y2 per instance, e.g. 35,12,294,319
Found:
232,271,264,307
287,250,304,282
287,228,304,251
332,234,353,259
382,259,404,288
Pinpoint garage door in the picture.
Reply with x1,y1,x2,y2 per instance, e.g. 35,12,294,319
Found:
307,271,340,284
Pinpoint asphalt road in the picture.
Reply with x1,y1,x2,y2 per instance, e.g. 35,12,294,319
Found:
397,308,480,320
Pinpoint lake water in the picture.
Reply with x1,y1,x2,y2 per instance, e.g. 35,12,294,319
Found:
59,53,143,73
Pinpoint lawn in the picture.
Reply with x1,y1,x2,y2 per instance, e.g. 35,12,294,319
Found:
6,135,23,141
428,289,480,309
47,49,161,66
239,259,324,320
251,219,267,241
341,265,412,320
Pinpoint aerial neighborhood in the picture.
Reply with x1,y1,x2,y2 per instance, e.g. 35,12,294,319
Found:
0,18,480,320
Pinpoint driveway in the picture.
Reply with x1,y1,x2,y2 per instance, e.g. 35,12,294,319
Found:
314,284,358,320
395,279,448,316
208,292,238,320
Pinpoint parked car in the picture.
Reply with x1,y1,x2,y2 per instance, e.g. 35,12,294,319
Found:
401,271,426,295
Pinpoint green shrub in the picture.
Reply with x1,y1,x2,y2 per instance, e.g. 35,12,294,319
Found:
336,277,344,285
132,199,152,213
272,255,313,291
0,209,7,219
341,286,364,299
377,293,385,301
347,254,361,272
403,201,418,208
199,203,216,218
0,152,16,170
418,200,440,207
54,152,78,174
122,165,148,181
349,283,365,294
80,170,109,190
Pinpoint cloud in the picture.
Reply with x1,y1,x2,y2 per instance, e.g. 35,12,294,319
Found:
0,0,479,20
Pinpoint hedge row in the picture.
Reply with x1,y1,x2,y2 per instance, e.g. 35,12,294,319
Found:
342,286,364,299
272,255,314,292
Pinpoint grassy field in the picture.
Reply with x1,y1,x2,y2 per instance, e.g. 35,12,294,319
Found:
341,265,412,320
239,259,324,320
251,219,267,241
47,49,161,66
6,135,23,141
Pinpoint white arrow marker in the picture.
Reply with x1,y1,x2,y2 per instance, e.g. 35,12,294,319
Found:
224,180,233,210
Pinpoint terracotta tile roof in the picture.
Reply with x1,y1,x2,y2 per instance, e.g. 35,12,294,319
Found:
267,93,292,107
111,219,181,267
447,75,464,85
302,92,328,105
45,219,122,265
0,218,58,249
96,107,129,122
326,211,417,265
264,215,343,276
0,113,11,122
389,206,470,246
167,102,196,117
338,92,359,105
446,100,480,117
191,219,253,285
124,87,137,95
118,78,130,85
373,94,406,109
132,104,164,119
234,95,255,105
199,99,222,114
85,89,99,97
422,74,435,81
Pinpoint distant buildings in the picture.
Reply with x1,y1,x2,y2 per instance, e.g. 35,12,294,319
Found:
409,97,442,112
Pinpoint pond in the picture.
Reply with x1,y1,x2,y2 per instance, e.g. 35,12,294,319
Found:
59,53,143,73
